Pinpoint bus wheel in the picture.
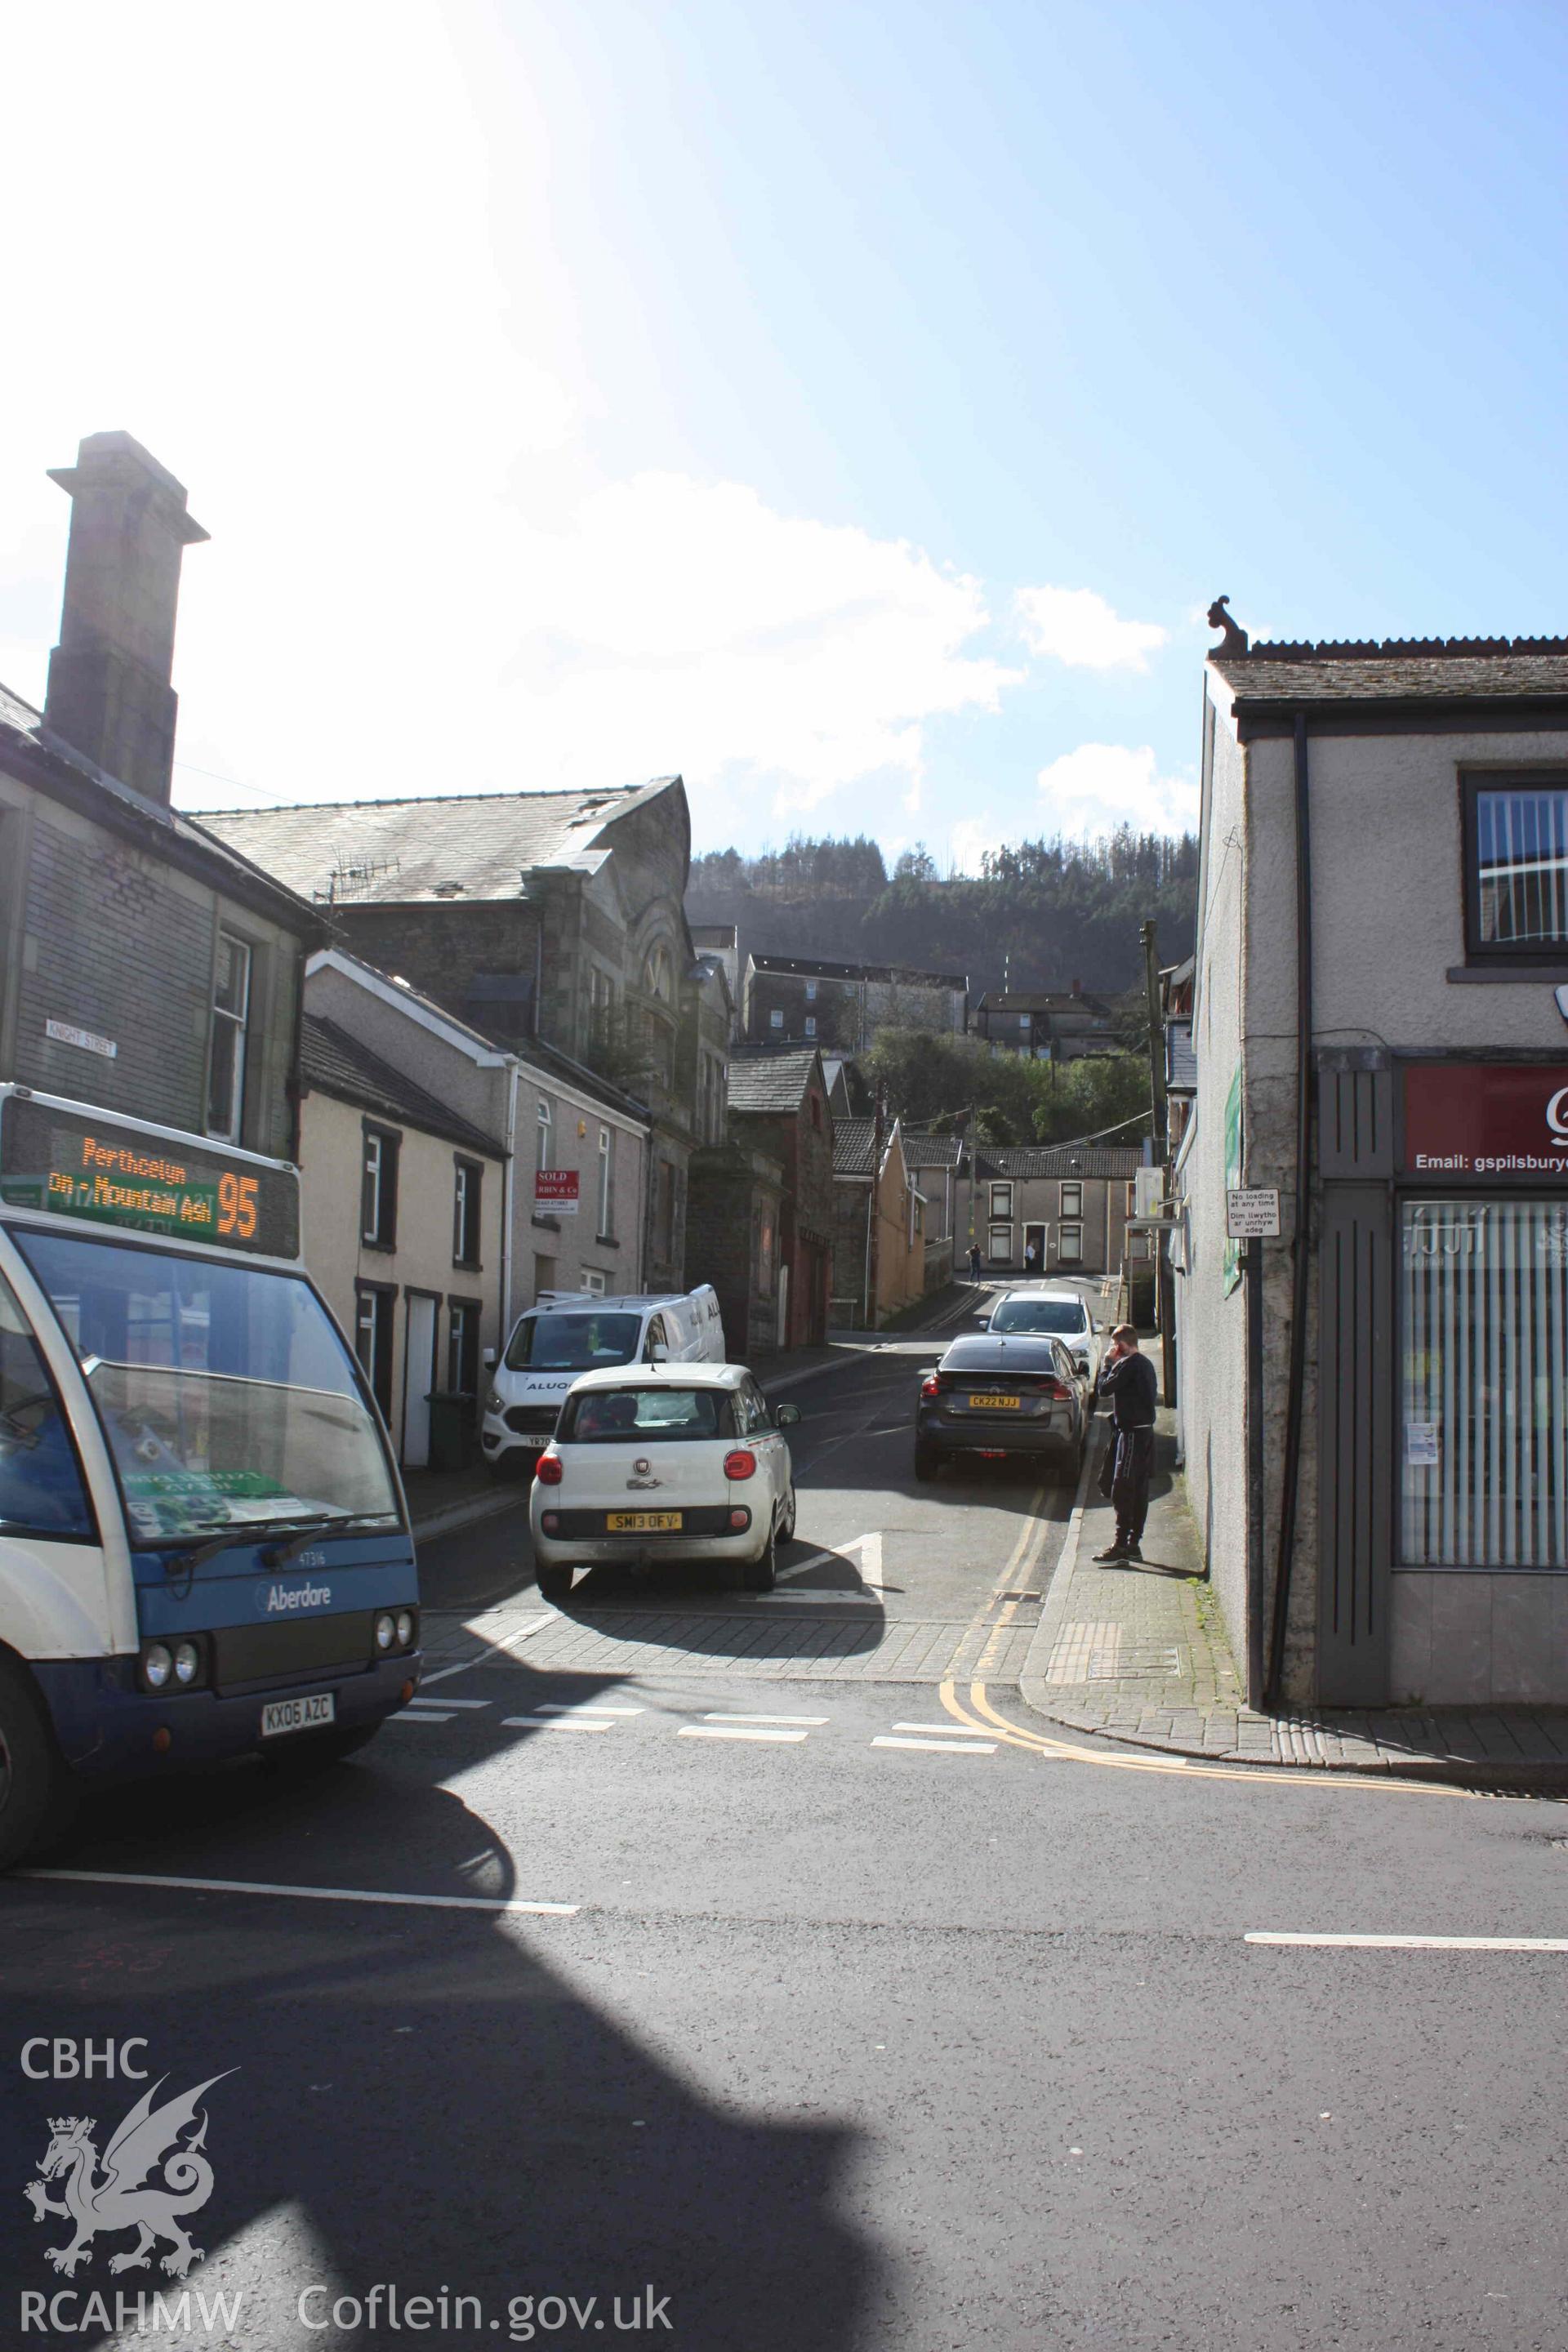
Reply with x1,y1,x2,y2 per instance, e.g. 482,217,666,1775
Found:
0,1656,68,1872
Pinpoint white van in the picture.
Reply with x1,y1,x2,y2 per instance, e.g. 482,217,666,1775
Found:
481,1286,725,1477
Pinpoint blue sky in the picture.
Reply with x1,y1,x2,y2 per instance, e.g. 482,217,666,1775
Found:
1,1,1563,865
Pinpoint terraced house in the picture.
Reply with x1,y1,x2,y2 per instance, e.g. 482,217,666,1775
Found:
204,776,728,1301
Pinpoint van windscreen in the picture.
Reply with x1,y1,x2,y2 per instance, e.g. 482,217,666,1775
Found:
506,1312,642,1372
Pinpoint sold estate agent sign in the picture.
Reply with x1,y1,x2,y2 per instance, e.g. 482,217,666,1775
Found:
1403,1062,1568,1178
534,1168,580,1214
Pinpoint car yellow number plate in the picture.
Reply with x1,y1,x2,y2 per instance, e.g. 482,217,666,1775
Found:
969,1393,1022,1410
606,1510,683,1532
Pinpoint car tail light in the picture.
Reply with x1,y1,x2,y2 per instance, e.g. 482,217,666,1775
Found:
535,1451,564,1486
1040,1378,1069,1400
920,1376,940,1398
541,1511,559,1534
724,1449,757,1481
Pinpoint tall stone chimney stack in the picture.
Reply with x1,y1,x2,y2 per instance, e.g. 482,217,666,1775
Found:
42,431,208,804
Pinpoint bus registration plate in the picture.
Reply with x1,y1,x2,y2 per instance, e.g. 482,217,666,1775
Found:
261,1693,336,1738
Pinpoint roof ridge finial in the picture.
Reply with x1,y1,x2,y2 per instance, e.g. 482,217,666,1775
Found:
1206,595,1250,656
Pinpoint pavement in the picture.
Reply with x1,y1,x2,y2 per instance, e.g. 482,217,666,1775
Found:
1020,1404,1568,1792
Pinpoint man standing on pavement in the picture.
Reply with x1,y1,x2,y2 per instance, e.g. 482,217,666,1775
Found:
969,1241,982,1282
1094,1323,1158,1564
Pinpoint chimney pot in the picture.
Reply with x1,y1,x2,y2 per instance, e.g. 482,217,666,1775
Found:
42,431,207,804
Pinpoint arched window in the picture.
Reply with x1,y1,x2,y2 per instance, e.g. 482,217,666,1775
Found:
644,943,673,1003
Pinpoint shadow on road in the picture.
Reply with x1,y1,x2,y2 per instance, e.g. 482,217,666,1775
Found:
2,1739,875,2350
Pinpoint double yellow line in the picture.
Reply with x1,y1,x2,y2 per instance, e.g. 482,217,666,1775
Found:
938,1485,1477,1801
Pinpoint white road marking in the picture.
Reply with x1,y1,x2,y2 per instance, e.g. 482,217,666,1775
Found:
398,1709,457,1722
872,1735,996,1754
408,1696,490,1710
21,1869,577,1916
892,1720,991,1735
535,1701,644,1716
1247,1931,1568,1951
778,1530,886,1591
501,1715,615,1732
703,1712,829,1726
678,1725,809,1744
420,1614,554,1682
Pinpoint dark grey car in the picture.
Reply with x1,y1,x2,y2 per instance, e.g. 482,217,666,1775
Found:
913,1333,1090,1482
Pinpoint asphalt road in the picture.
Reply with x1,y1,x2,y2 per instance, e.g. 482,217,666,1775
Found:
5,1293,1568,2352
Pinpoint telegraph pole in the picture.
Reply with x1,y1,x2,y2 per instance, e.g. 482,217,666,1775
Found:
866,1080,886,1327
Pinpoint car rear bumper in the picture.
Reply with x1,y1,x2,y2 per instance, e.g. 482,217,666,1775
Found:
532,1528,764,1567
916,1411,1073,1456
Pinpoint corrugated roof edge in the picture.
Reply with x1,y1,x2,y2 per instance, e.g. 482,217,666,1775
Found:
1219,632,1568,662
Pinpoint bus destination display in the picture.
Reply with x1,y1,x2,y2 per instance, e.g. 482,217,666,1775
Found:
0,1096,300,1259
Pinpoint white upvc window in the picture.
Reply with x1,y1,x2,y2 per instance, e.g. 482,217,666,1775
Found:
1061,1181,1083,1218
537,1096,553,1165
1058,1223,1084,1263
990,1182,1013,1220
206,931,252,1143
804,1016,817,1039
769,1008,783,1031
805,980,818,1002
988,1222,1012,1260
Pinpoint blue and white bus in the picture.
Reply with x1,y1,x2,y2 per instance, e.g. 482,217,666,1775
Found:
0,1085,419,1868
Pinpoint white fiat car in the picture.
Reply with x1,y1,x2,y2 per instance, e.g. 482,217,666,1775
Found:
528,1363,801,1601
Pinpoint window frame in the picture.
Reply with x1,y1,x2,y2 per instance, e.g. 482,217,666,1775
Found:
987,1221,1012,1260
354,1280,396,1418
205,929,253,1146
447,1294,481,1396
1461,771,1568,964
1058,1221,1084,1263
361,1123,400,1251
989,1182,1013,1221
452,1155,483,1269
1060,1181,1083,1218
596,1127,614,1238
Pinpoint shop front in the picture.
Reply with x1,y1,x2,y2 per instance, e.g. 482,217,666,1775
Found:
1321,1055,1568,1707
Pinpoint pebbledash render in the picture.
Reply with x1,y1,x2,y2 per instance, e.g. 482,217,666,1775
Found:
1175,612,1568,1711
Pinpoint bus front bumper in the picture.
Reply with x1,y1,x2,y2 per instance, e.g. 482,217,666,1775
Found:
31,1653,422,1777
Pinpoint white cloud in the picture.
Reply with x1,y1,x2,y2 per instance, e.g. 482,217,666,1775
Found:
948,815,1007,875
1036,743,1197,839
1015,586,1168,670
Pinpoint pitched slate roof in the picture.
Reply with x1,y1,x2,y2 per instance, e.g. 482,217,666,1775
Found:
982,1145,1145,1179
901,1130,964,1169
726,1048,821,1115
1211,639,1568,704
301,1013,506,1156
198,779,680,905
832,1119,878,1176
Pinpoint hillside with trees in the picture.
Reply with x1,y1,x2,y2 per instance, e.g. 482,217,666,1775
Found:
688,826,1197,1000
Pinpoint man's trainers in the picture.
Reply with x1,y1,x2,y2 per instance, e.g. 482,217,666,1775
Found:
1092,1543,1127,1563
1121,1543,1144,1563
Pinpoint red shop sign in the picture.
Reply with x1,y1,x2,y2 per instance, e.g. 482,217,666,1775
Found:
1402,1062,1568,1178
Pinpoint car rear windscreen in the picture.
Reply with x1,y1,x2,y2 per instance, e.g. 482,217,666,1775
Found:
990,1300,1084,1335
560,1388,733,1442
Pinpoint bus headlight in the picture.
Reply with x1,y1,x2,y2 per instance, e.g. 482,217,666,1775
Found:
374,1612,396,1651
172,1641,202,1686
395,1610,414,1648
140,1642,173,1690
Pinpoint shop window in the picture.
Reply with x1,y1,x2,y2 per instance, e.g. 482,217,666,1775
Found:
452,1158,483,1267
361,1126,399,1250
1058,1223,1084,1264
1401,1198,1568,1567
1464,778,1568,957
206,931,252,1144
